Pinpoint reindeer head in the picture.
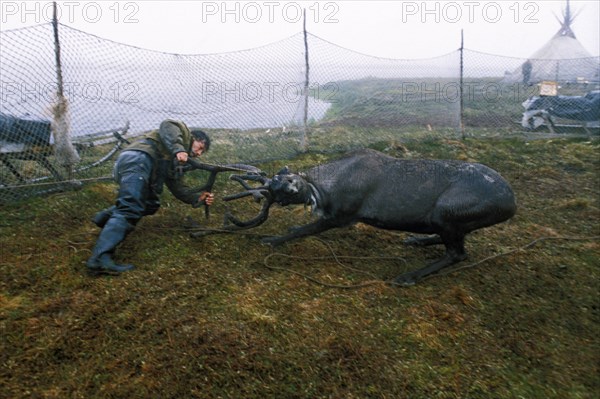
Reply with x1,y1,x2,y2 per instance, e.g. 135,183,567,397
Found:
269,167,311,206
222,167,311,229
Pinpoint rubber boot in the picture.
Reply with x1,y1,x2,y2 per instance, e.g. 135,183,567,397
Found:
86,216,135,275
92,206,116,228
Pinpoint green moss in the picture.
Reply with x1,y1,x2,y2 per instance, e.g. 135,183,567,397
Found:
1,134,598,398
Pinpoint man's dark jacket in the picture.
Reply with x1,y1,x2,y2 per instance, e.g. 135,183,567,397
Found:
124,119,204,206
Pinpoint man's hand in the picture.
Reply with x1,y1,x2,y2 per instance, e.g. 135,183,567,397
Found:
176,151,189,163
199,192,215,206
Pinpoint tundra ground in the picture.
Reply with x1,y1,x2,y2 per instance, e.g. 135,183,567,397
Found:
1,134,598,398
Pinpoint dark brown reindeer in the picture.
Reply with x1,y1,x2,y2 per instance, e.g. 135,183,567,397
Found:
193,149,517,285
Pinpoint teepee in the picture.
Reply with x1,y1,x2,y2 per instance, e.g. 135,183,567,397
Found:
506,0,599,84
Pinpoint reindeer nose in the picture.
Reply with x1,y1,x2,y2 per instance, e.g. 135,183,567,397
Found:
285,179,298,194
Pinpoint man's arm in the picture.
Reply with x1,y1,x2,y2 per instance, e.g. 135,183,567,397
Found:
158,120,187,157
164,175,213,207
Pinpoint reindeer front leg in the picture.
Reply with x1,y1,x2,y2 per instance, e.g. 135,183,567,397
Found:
262,217,347,247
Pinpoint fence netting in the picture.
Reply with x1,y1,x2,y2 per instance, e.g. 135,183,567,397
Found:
1,22,599,202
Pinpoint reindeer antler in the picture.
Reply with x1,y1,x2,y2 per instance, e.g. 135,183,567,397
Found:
183,160,264,219
221,173,275,229
189,171,275,238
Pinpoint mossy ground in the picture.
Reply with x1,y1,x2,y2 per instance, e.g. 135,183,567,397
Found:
1,133,598,398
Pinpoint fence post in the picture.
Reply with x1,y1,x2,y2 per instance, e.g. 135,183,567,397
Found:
459,29,465,139
301,8,309,152
51,1,80,177
52,2,64,100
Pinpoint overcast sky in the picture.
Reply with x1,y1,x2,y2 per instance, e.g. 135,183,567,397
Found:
1,1,599,59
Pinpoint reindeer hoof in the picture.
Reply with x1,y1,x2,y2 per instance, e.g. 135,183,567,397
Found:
403,236,423,246
391,273,418,287
261,236,283,247
190,231,208,238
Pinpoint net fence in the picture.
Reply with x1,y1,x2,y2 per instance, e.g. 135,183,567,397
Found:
1,22,599,202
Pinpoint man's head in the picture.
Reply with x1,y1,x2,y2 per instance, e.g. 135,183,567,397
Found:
190,129,211,157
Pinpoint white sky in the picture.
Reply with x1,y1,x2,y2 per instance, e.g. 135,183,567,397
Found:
1,0,599,59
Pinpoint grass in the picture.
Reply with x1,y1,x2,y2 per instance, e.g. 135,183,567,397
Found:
1,132,599,398
317,77,596,131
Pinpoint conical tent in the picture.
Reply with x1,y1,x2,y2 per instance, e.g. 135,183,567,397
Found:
505,0,599,84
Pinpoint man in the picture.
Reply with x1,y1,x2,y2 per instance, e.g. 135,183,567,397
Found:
86,119,215,275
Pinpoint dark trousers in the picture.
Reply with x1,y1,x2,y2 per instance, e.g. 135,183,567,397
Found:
87,151,160,268
112,150,160,225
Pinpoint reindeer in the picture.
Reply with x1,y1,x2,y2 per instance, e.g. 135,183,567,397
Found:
193,149,517,285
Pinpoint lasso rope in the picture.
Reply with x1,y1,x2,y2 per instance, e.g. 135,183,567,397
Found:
12,221,596,289
262,237,403,289
263,235,600,289
1,176,112,190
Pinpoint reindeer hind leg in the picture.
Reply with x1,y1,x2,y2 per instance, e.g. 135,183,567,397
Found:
393,232,467,286
403,235,443,246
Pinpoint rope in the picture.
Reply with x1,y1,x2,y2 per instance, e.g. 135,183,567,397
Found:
260,237,397,289
9,217,595,289
262,254,389,289
262,237,403,289
263,235,600,289
0,176,112,189
419,234,600,283
155,226,600,288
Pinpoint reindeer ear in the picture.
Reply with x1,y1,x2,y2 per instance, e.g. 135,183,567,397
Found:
276,166,290,175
